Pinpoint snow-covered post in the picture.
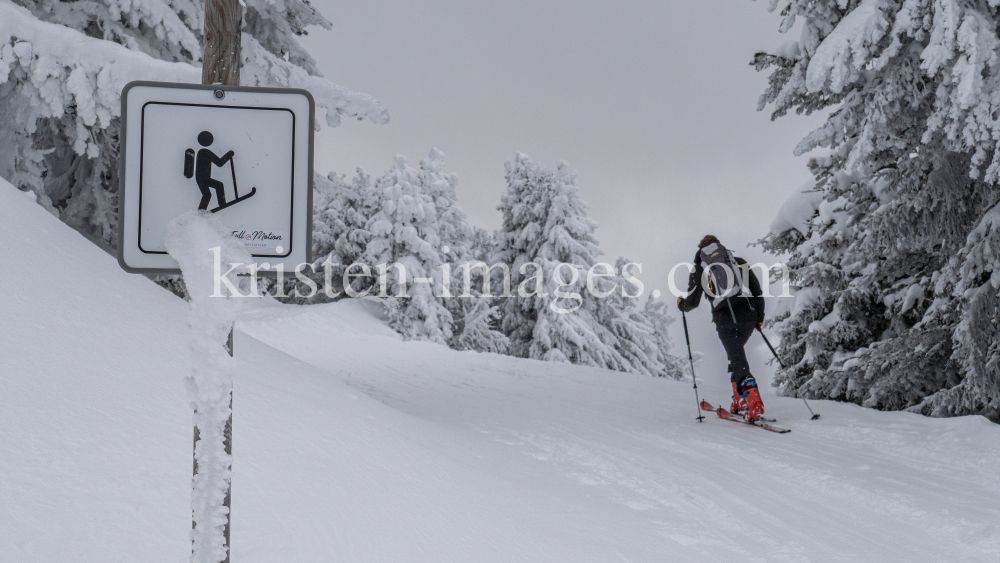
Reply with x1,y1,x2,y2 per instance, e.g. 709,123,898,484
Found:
199,3,241,560
166,212,251,563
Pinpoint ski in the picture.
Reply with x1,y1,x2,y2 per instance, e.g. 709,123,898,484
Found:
210,187,257,213
700,400,776,423
699,401,790,433
716,408,790,433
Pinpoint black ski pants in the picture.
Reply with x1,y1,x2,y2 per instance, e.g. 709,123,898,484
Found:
716,319,758,394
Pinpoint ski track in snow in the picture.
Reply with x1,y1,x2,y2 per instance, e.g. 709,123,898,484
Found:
2,179,999,562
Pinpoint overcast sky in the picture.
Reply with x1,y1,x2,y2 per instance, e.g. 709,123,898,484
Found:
300,0,827,389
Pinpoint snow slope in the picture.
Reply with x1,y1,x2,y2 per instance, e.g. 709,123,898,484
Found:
2,177,999,562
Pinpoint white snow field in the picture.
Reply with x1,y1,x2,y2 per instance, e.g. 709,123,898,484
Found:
3,177,1000,563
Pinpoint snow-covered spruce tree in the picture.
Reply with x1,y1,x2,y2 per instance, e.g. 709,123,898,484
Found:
493,154,680,373
0,0,387,247
443,246,511,353
296,150,507,351
755,0,1000,418
300,167,375,301
361,154,454,345
495,154,593,361
420,148,473,260
595,257,686,379
418,149,508,353
520,161,625,368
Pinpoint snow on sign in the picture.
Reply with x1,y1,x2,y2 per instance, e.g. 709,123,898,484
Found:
118,81,314,274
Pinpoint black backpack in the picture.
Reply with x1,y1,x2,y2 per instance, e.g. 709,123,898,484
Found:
698,242,746,311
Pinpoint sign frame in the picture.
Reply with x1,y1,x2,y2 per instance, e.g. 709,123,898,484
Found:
118,81,315,275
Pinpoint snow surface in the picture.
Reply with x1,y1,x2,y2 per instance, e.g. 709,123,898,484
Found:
3,176,1000,562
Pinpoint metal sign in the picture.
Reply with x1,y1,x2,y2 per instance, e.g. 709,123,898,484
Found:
118,81,314,274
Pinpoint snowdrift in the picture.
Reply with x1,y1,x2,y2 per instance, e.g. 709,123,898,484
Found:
2,177,999,562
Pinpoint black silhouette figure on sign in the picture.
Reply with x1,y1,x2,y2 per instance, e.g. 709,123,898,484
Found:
182,131,256,213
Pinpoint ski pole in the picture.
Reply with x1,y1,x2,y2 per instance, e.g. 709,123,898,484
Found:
681,311,705,422
757,328,820,420
230,159,240,199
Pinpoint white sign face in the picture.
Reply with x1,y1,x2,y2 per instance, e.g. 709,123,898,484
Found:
118,82,314,274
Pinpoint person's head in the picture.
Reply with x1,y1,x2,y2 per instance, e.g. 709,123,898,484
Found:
198,131,214,147
698,234,721,249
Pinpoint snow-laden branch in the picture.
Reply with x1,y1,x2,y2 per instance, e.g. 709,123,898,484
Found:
805,0,891,93
241,33,389,127
0,0,198,135
0,0,387,148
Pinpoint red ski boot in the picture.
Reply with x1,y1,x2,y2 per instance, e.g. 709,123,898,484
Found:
730,382,746,415
744,387,765,422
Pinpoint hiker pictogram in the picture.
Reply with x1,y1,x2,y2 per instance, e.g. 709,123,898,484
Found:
183,131,257,212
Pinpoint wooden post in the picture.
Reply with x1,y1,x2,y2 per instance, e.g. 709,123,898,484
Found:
196,2,241,561
202,0,242,86
223,328,233,562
